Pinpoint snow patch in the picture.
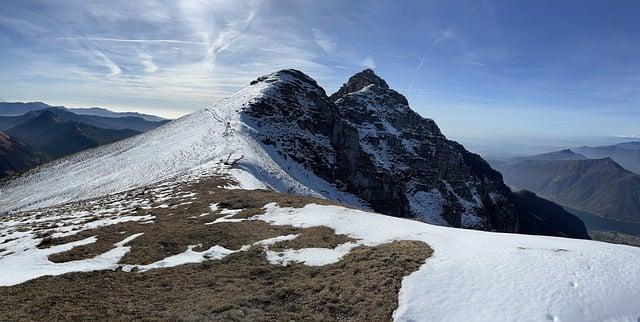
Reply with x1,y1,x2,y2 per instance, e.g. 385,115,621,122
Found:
265,242,360,267
0,233,143,287
122,244,249,272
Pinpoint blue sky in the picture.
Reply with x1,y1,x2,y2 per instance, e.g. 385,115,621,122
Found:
1,0,639,148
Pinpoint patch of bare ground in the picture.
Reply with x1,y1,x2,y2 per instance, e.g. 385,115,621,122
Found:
41,176,354,265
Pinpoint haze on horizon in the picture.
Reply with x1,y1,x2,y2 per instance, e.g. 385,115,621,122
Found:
1,0,639,153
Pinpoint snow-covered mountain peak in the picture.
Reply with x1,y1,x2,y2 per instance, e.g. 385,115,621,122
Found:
245,69,328,110
330,69,390,100
0,69,364,213
1,68,581,238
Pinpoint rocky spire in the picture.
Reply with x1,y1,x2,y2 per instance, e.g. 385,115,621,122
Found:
330,69,390,101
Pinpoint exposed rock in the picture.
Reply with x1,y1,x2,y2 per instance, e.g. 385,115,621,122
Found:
244,69,519,231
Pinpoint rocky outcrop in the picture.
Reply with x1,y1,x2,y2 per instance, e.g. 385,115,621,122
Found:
242,69,519,231
329,69,518,230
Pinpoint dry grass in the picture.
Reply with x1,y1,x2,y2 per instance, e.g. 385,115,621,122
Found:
0,241,430,321
42,176,353,265
0,175,433,321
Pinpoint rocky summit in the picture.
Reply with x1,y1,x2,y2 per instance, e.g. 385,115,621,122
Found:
243,69,519,231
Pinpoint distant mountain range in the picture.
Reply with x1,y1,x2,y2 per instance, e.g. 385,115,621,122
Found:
5,110,140,159
507,149,588,163
0,102,168,177
492,149,640,223
574,142,640,174
0,106,168,132
0,102,167,122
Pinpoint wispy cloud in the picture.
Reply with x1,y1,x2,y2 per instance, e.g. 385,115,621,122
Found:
407,26,456,92
612,134,640,139
90,49,121,77
139,52,158,73
312,28,337,53
0,0,362,116
455,52,486,67
45,37,205,45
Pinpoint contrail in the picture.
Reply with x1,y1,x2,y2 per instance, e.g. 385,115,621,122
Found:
44,37,205,45
406,4,479,94
407,26,453,92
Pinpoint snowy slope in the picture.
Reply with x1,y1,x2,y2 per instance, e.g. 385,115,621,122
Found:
0,72,364,212
258,203,640,322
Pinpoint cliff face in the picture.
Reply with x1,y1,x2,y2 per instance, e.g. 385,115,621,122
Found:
243,69,519,231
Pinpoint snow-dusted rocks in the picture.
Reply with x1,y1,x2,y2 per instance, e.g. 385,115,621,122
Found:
0,70,363,213
243,69,518,230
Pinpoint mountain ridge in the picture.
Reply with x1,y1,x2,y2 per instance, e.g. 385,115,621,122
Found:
5,110,141,159
0,107,167,133
0,101,167,122
575,143,640,174
0,69,588,238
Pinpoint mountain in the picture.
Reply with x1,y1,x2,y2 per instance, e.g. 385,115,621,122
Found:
614,141,640,150
0,164,638,321
0,107,168,132
244,69,518,230
0,101,167,122
507,149,588,163
494,157,640,222
5,110,140,159
0,69,588,238
575,142,640,174
69,107,167,122
1,69,636,320
0,102,51,116
0,132,46,177
0,106,166,175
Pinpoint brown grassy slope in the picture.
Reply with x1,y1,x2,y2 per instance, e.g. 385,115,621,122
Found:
0,175,432,321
